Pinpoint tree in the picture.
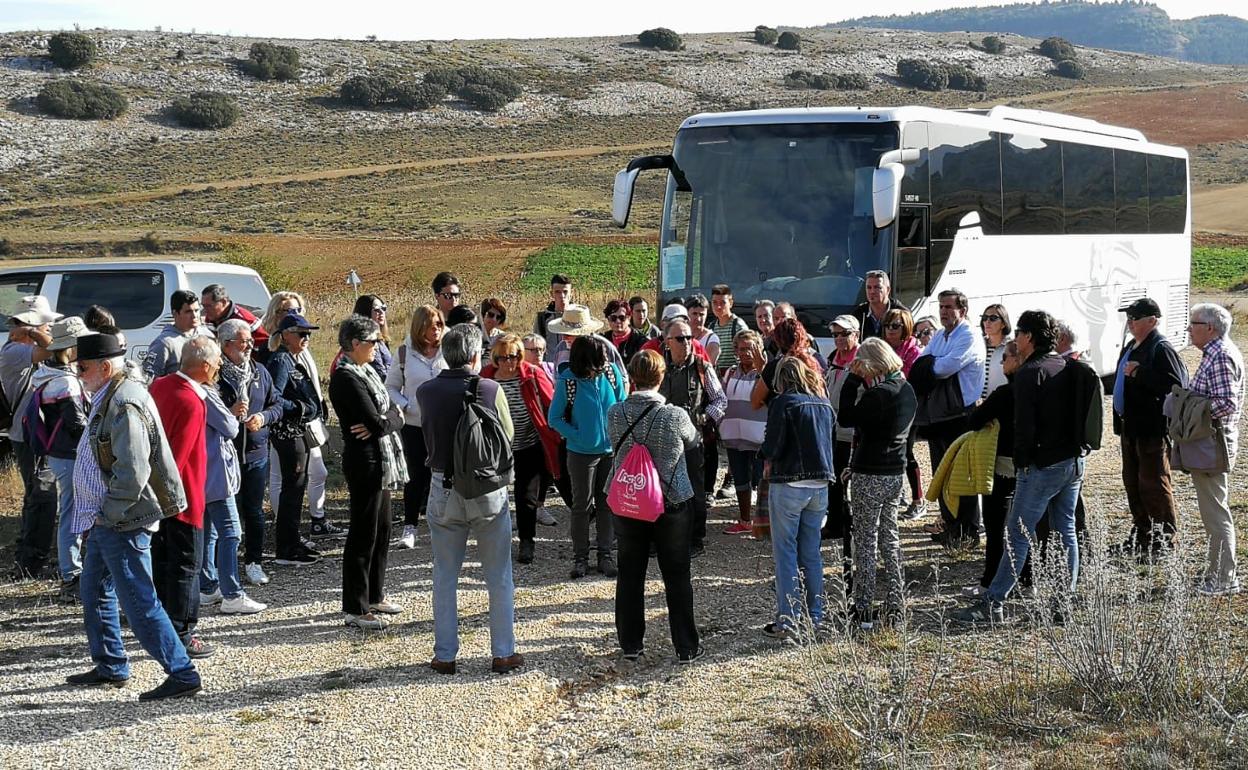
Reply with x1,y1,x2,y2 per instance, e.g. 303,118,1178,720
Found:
170,91,239,129
1039,36,1077,61
339,74,396,108
982,35,1006,54
944,63,987,92
1054,58,1086,79
777,31,801,51
896,58,948,91
36,80,127,120
638,28,683,51
246,42,300,81
48,32,96,70
754,25,778,45
460,84,510,112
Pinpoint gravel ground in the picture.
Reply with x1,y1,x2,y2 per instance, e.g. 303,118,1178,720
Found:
0,327,1244,768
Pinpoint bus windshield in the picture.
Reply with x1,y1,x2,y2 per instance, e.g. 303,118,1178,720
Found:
660,121,898,320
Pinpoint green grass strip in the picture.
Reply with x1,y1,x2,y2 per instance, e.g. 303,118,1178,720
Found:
520,243,657,295
1192,247,1248,291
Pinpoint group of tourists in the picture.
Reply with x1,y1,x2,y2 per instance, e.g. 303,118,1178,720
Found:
1,265,1242,699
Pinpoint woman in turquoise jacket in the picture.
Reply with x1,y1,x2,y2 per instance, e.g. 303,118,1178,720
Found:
549,334,628,579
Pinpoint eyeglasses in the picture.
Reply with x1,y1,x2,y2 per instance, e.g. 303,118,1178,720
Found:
608,314,629,322
484,311,504,321
917,328,935,338
884,322,905,331
358,337,379,345
438,291,460,301
1187,321,1209,329
523,346,542,354
495,354,520,362
981,314,1003,323
830,331,852,339
668,335,692,343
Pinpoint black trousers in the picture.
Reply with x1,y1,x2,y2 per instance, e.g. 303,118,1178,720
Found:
979,473,1017,588
513,443,546,543
13,441,57,574
151,517,203,644
271,436,308,557
925,416,982,540
341,453,391,615
614,503,699,657
702,425,720,496
538,442,573,508
685,445,706,548
399,424,432,526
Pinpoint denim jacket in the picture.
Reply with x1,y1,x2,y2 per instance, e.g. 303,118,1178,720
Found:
761,392,836,484
265,347,325,442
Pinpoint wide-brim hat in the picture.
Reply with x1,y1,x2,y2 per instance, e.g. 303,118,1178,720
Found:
7,294,62,326
47,316,89,351
547,305,603,336
77,332,126,361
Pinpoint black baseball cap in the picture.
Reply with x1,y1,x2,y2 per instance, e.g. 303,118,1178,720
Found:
1124,297,1162,320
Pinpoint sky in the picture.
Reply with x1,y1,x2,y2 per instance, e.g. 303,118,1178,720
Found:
0,0,1243,40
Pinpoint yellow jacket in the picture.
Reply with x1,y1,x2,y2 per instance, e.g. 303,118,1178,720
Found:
925,421,999,515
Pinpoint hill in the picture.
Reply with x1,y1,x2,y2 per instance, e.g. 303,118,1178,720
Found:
833,1,1248,65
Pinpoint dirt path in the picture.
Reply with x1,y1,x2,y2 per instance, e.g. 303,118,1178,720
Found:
0,142,668,214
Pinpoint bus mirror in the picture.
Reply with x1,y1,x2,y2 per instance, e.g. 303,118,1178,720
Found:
612,168,641,228
879,148,921,167
872,164,904,229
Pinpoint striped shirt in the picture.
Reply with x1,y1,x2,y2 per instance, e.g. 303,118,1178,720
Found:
708,314,748,370
72,386,112,535
497,377,537,450
719,368,766,450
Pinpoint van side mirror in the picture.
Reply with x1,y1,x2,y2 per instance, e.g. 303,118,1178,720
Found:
612,168,641,228
872,164,904,229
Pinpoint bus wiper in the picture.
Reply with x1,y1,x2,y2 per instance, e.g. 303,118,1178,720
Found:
626,154,691,192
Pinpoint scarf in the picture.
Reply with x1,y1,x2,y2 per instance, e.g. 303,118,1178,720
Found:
340,359,409,490
220,356,253,401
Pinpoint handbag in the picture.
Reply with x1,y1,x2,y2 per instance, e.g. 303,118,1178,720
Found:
304,417,329,450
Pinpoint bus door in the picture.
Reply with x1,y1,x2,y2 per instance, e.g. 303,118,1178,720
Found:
894,204,930,306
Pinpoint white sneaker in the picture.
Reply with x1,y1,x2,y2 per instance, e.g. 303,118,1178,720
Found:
536,507,558,527
399,525,416,549
199,588,223,606
221,593,268,615
902,499,928,520
244,562,270,586
344,613,389,630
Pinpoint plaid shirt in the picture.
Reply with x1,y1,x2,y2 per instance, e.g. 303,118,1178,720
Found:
1191,336,1245,423
71,386,112,535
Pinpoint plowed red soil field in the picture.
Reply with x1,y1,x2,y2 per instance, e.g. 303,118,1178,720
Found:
1050,83,1248,146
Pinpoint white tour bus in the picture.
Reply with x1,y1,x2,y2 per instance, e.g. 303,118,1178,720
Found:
612,105,1190,377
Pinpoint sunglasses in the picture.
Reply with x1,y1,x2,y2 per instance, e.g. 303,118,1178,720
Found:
668,335,692,343
358,337,379,344
884,322,905,331
608,314,629,322
373,305,387,313
830,331,852,339
523,346,542,353
495,354,520,362
289,330,312,339
917,328,935,337
484,311,504,321
438,291,461,300
981,314,1003,323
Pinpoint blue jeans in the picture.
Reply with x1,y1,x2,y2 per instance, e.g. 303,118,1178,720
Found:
426,473,515,662
200,497,243,599
236,459,268,565
768,482,828,629
79,524,199,684
987,456,1085,603
726,448,763,491
48,456,81,580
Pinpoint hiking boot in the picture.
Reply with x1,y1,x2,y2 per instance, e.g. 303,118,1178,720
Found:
344,613,389,630
310,519,346,538
536,507,558,526
430,658,456,675
491,653,525,674
598,553,618,578
66,669,128,688
58,576,80,604
569,560,589,579
517,539,535,564
952,599,1004,626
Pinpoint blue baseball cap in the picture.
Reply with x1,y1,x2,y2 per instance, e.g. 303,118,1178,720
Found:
276,310,319,332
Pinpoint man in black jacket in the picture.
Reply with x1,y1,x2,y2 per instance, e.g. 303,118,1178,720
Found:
853,270,906,340
1111,297,1187,557
955,311,1085,625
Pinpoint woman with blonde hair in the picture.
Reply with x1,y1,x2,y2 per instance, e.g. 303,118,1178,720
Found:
384,305,448,549
760,356,836,640
719,329,767,535
836,337,917,630
257,291,307,364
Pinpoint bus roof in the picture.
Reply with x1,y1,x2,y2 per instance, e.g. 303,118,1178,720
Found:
678,105,1186,158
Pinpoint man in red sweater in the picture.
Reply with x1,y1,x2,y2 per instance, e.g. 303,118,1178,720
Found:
150,336,219,659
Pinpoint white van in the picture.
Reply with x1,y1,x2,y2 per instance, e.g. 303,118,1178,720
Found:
0,260,271,362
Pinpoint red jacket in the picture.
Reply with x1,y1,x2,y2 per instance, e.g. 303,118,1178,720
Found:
481,361,562,480
221,301,269,351
149,374,207,528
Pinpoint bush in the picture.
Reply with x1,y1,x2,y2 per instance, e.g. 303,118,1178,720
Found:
36,80,128,120
460,84,510,112
1039,36,1077,62
421,66,521,111
170,91,239,129
637,27,682,51
777,31,801,51
246,42,299,81
48,32,96,70
784,70,856,90
423,66,467,93
944,63,987,92
391,81,446,110
896,58,948,91
1054,58,1086,79
0,239,14,257
835,73,870,90
339,74,396,108
754,25,778,45
981,35,1006,54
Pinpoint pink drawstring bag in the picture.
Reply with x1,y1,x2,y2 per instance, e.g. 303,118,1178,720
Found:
608,403,665,522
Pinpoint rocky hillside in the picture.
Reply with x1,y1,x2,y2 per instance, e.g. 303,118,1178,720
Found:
0,26,1235,199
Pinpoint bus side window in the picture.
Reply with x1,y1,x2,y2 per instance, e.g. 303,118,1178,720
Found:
894,205,929,306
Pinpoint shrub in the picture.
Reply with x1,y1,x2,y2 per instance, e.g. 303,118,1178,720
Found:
637,28,682,52
777,31,801,51
423,66,466,93
835,73,870,90
0,238,14,257
47,32,96,70
170,91,239,129
896,58,948,91
246,42,299,81
339,74,396,108
36,80,128,120
1054,58,1086,79
460,84,510,112
944,63,987,92
391,81,446,110
754,25,778,45
1039,36,1076,62
981,35,1006,54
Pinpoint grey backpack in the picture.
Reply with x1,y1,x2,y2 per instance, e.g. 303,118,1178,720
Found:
447,376,514,499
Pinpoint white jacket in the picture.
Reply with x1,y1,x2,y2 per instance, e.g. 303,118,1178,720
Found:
384,337,448,427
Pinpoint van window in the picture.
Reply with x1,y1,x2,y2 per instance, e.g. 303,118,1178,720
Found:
59,271,165,331
187,272,270,314
0,273,46,325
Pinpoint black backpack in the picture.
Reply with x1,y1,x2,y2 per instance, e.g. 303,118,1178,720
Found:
1063,357,1104,452
447,376,514,499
